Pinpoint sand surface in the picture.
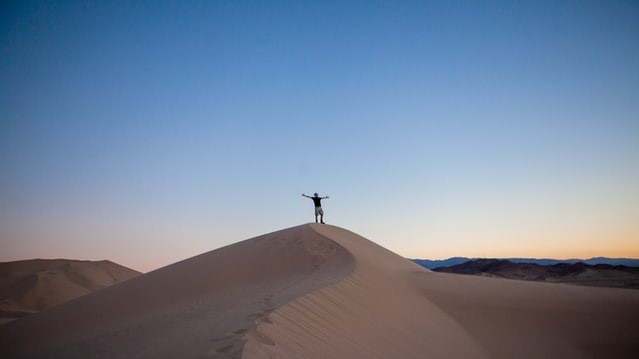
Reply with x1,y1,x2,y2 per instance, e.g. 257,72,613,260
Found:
2,224,638,359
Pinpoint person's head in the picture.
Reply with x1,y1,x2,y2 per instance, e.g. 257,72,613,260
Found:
314,193,319,197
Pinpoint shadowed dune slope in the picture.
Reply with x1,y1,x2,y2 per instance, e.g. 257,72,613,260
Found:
243,225,639,359
0,224,354,359
0,259,141,324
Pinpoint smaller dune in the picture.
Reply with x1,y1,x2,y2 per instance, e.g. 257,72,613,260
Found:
0,259,141,324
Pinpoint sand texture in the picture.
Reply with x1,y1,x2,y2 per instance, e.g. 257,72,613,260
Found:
2,224,638,359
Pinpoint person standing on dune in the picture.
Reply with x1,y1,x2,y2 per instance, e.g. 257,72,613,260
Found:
302,193,329,224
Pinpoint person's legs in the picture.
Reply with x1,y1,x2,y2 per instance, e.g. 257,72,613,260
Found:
319,207,325,224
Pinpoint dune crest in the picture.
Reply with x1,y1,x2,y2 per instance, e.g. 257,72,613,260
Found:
242,224,487,359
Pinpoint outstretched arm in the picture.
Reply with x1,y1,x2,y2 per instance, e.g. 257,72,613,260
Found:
322,196,330,199
302,194,311,198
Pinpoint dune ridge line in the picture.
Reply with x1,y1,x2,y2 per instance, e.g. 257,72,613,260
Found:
242,224,487,359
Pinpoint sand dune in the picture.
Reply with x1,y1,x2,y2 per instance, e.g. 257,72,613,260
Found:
1,224,638,358
0,225,353,358
0,259,141,325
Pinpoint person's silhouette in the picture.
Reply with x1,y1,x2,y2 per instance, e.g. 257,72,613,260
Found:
302,193,329,224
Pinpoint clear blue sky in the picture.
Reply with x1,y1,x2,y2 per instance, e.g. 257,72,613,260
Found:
2,1,638,271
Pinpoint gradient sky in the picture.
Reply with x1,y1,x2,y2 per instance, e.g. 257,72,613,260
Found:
1,1,638,272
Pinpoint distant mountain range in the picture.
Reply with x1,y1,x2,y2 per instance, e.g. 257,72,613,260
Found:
412,257,639,270
429,258,639,289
